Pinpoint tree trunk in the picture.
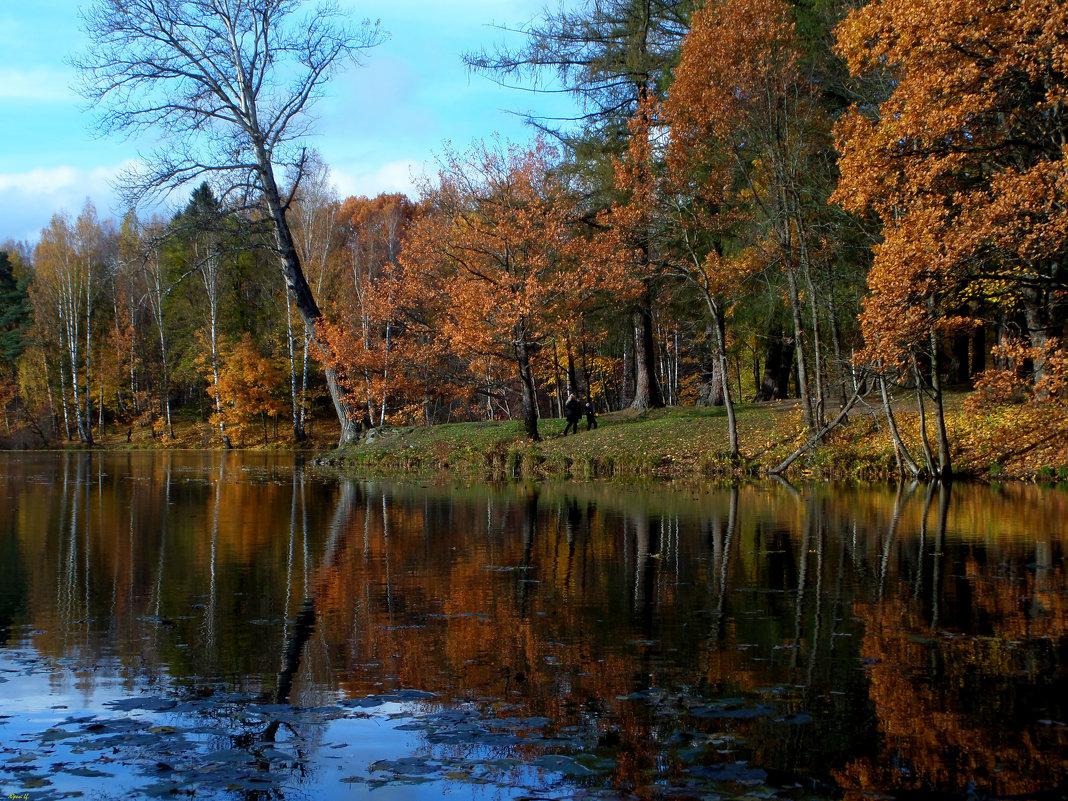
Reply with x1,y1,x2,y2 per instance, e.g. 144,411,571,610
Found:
785,267,814,431
709,301,739,460
756,322,793,401
928,326,952,480
255,143,359,445
564,335,578,393
629,297,664,411
1022,286,1051,386
799,238,826,427
879,372,921,478
380,319,392,426
552,339,564,417
84,278,94,444
209,301,231,449
696,333,725,407
284,289,305,442
913,357,937,477
515,335,540,441
970,323,987,377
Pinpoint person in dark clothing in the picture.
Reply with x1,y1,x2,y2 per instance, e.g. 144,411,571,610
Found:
563,393,582,435
584,399,598,431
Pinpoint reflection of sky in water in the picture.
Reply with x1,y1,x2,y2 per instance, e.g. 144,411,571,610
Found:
0,648,557,799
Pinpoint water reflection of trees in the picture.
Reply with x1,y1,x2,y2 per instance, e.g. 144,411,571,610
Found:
1,455,1066,797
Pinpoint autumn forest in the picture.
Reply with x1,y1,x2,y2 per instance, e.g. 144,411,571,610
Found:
0,0,1065,478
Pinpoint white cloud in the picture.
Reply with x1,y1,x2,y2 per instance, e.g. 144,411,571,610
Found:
0,68,74,102
0,162,134,243
328,158,428,200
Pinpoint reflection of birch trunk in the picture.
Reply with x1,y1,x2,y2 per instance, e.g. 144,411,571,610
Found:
633,509,650,611
805,514,825,687
516,488,538,609
878,483,908,602
301,468,309,598
83,455,94,643
151,454,173,621
270,478,358,711
58,454,74,625
284,467,297,643
708,487,737,646
791,503,811,672
914,482,934,601
930,483,950,632
826,512,847,658
201,452,226,654
382,487,394,623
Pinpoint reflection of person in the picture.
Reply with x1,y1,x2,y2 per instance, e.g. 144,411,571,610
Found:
584,399,598,431
563,393,582,435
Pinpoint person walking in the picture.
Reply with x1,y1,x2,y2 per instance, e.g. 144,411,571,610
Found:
584,399,598,431
563,393,582,435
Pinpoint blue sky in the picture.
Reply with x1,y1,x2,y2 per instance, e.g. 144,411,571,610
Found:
0,1,576,244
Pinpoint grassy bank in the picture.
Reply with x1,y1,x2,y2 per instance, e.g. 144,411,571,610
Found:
321,393,1068,483
13,390,1065,483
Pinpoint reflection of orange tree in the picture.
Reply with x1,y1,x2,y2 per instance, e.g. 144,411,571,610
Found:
837,592,1068,799
306,486,776,795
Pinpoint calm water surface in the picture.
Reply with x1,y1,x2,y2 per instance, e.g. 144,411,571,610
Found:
0,451,1065,800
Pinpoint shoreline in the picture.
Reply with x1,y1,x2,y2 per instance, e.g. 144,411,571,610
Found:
6,394,1067,485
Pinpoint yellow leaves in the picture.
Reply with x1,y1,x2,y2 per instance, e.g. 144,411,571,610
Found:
699,248,764,296
200,333,283,445
835,0,1068,368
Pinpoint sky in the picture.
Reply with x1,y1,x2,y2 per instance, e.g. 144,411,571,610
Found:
0,0,577,245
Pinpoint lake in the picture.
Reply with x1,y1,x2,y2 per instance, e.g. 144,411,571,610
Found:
0,451,1065,800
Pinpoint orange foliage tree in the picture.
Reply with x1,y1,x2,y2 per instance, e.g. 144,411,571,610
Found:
402,139,617,441
665,0,832,433
319,193,415,427
833,0,1068,474
200,333,283,447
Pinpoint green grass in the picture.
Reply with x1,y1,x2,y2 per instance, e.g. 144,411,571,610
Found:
324,403,800,480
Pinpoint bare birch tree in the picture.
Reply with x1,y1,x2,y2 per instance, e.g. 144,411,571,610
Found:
74,0,384,444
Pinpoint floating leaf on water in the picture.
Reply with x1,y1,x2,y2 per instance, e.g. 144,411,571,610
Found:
338,696,387,709
371,756,439,776
39,728,78,743
534,755,594,777
65,767,114,777
141,781,186,798
105,696,176,712
688,762,768,784
394,689,436,700
690,704,775,720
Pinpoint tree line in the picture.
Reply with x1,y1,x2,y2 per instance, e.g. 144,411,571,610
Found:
0,0,1064,474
